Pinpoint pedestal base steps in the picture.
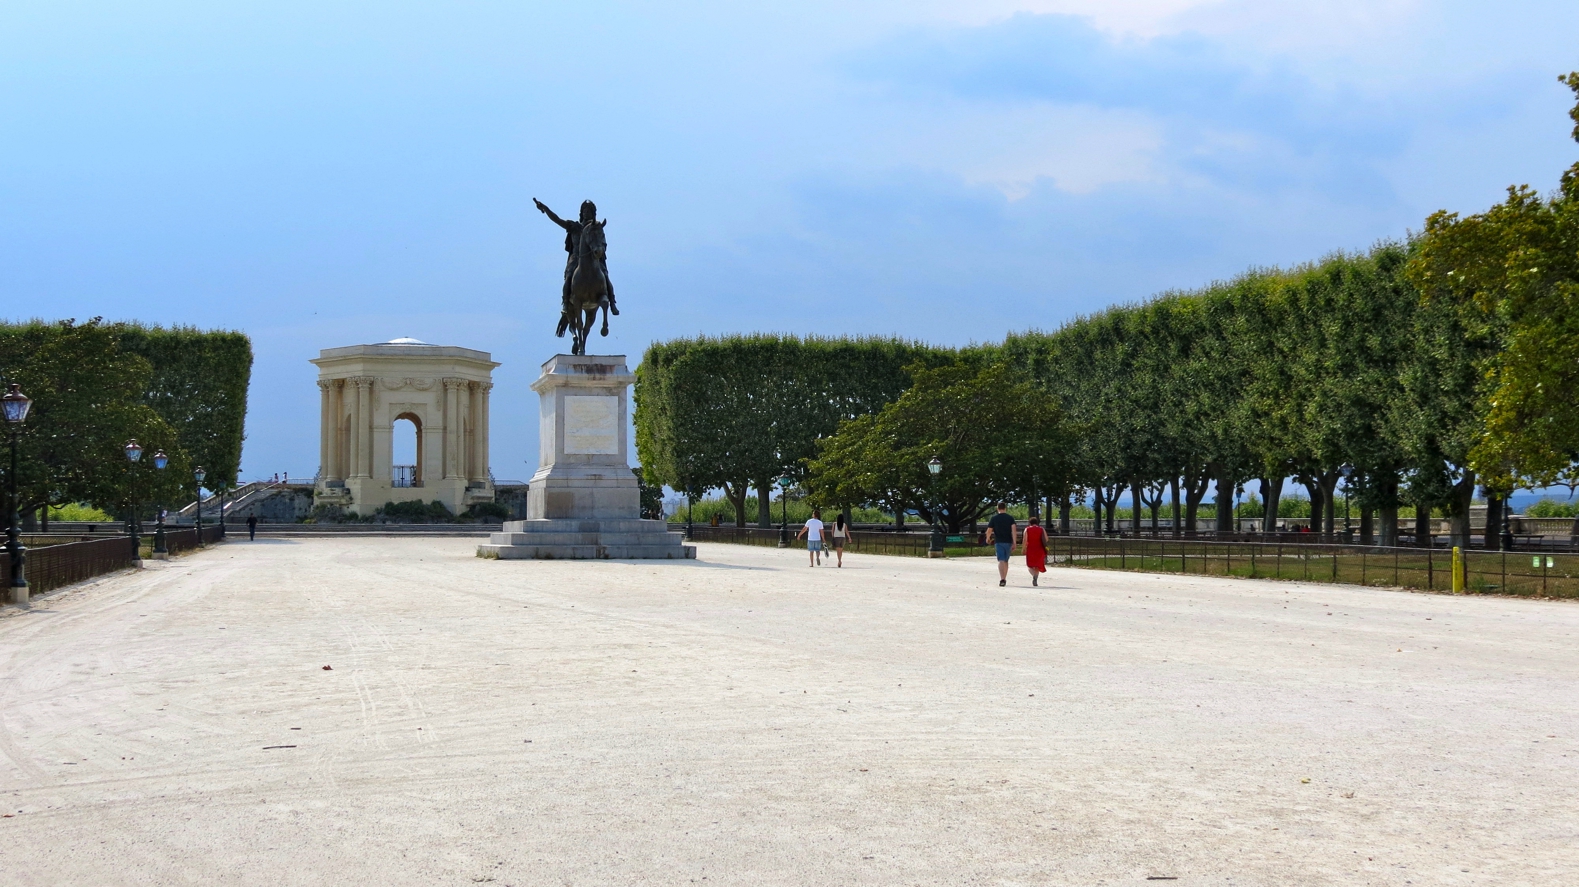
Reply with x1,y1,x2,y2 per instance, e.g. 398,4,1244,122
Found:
477,519,696,560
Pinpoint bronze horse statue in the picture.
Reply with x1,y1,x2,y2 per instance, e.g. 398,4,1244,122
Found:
534,197,617,356
565,217,611,355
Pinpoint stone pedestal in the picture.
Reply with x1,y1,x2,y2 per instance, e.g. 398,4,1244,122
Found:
478,355,693,560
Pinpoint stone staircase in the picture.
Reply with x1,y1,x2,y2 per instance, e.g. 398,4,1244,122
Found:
173,481,313,522
477,519,695,560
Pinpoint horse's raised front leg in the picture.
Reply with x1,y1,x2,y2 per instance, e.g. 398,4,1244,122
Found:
600,301,609,336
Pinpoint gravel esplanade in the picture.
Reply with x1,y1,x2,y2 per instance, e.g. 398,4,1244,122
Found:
1,537,1575,885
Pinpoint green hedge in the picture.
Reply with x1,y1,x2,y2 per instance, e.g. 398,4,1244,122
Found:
0,319,252,515
636,335,956,525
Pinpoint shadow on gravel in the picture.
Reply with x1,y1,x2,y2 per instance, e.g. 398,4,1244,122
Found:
683,560,774,572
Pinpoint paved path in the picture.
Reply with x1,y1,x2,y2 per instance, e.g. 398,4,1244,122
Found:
1,538,1576,885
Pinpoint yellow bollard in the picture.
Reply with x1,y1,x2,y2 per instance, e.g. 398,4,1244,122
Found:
1452,545,1463,594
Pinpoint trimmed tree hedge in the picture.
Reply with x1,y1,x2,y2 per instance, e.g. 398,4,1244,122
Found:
0,318,252,515
635,335,954,526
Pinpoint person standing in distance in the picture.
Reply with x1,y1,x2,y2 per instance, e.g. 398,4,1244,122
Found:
1023,516,1048,586
796,508,826,566
830,513,853,567
246,514,258,541
985,501,1017,586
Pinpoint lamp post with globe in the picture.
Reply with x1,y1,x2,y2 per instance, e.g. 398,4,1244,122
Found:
1340,465,1353,543
1501,495,1515,551
124,440,145,565
927,456,944,557
684,486,695,541
193,466,206,546
777,472,793,547
151,450,170,558
4,383,33,602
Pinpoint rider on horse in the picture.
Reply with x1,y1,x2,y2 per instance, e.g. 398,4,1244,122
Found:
533,198,618,337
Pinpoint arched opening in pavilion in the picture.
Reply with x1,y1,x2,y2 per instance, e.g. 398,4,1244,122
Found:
392,413,423,487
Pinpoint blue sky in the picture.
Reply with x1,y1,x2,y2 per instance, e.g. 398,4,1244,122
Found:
3,0,1577,484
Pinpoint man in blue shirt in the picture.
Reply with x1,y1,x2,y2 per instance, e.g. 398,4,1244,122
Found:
986,502,1017,587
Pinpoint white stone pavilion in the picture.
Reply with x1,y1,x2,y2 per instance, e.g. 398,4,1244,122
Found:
312,338,498,517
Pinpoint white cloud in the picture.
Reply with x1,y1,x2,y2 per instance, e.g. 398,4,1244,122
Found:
896,0,1227,34
852,99,1165,198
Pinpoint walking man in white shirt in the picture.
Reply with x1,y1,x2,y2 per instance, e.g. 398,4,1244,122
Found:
796,509,826,566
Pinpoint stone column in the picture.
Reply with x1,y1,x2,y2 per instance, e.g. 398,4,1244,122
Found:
477,382,493,484
348,380,362,478
351,377,373,477
442,378,465,479
330,380,344,479
371,384,390,483
460,381,473,482
318,380,335,482
337,386,349,480
466,382,480,484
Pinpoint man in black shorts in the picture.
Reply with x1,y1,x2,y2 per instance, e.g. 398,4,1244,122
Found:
985,501,1017,587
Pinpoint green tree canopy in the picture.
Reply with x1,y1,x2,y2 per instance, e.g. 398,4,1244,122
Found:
0,318,251,516
1408,71,1579,488
635,335,952,525
117,324,253,497
0,319,188,515
806,362,1071,532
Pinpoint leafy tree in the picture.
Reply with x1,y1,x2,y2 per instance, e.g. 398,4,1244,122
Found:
635,335,951,525
0,319,187,517
806,363,1071,532
117,325,253,500
1525,497,1579,518
1409,71,1579,489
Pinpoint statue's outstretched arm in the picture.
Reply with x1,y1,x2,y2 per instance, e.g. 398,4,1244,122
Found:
533,198,572,230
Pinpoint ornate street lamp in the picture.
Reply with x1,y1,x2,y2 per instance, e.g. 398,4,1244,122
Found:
1340,464,1353,543
152,450,169,557
777,472,793,547
4,383,33,602
684,486,695,540
1233,483,1243,538
193,466,206,546
1501,494,1515,552
124,439,144,565
927,456,944,557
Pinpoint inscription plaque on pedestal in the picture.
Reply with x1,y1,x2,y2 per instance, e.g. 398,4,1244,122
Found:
564,396,618,455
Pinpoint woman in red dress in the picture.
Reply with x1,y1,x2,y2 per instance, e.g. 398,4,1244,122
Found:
1023,516,1048,586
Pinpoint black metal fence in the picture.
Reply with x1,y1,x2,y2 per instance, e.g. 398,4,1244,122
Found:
0,524,232,600
684,525,994,557
684,525,1578,597
162,524,225,555
0,536,138,596
1046,536,1578,597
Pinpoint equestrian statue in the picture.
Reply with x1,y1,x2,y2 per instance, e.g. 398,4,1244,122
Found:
533,197,619,356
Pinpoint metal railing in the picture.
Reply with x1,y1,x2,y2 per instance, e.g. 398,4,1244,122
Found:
684,525,996,557
160,524,225,555
685,525,1577,597
1050,536,1576,597
0,536,138,596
